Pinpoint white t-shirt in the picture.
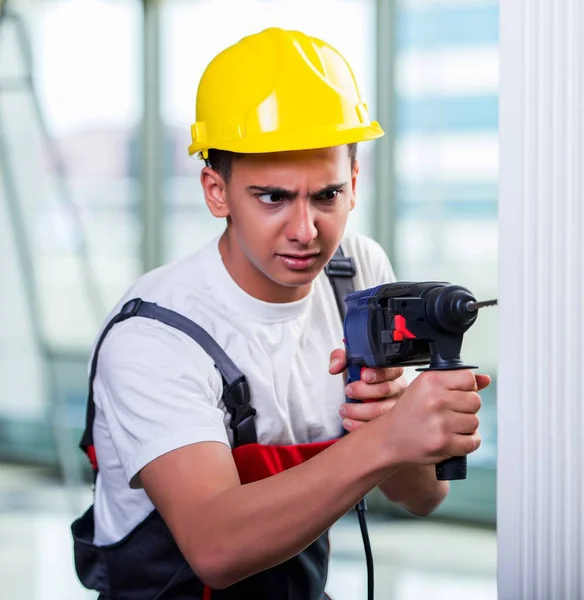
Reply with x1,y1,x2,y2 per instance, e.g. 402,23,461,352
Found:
91,232,396,545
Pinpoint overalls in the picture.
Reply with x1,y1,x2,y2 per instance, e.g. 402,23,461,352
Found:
71,247,356,600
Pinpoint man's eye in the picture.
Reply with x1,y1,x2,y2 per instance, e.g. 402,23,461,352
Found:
257,193,285,204
317,189,340,202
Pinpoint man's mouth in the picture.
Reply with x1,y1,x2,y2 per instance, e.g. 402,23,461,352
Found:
279,252,320,259
276,252,320,270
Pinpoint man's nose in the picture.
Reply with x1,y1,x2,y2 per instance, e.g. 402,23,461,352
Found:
285,199,318,244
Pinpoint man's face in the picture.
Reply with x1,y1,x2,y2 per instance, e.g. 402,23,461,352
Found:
201,146,357,302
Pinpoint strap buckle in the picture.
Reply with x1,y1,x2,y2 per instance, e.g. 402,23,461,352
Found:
223,377,257,446
325,256,356,278
120,298,143,317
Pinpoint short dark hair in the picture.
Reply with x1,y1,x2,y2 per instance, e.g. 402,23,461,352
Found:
205,143,358,183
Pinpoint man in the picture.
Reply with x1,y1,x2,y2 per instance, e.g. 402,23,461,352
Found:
72,27,489,599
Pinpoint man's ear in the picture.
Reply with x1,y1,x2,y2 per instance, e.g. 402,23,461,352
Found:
350,159,360,211
200,166,230,218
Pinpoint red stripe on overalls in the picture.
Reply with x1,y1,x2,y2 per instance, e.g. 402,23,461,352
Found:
232,439,338,484
202,438,340,598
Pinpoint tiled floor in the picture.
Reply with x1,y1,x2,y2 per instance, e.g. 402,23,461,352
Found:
0,464,497,600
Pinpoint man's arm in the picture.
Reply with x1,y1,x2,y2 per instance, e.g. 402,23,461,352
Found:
378,465,449,516
139,369,483,589
140,416,398,590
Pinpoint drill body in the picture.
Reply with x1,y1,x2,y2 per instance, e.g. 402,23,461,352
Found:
342,281,487,481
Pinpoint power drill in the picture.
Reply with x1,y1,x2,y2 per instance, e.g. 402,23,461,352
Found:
343,281,496,481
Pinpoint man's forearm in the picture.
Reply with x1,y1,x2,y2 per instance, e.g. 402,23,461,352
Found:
186,420,400,588
378,464,449,516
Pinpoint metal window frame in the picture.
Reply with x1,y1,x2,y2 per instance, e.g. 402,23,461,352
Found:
374,0,397,260
141,0,164,272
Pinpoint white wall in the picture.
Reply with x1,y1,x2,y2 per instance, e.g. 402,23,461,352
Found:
497,1,584,598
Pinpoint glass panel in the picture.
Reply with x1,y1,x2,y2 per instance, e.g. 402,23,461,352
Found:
394,0,499,475
160,0,377,262
0,0,141,439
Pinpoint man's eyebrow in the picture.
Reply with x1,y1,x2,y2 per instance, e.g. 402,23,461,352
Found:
312,182,348,196
246,185,298,199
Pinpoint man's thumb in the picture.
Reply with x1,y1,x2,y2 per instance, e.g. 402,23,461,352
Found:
329,348,347,374
476,373,492,391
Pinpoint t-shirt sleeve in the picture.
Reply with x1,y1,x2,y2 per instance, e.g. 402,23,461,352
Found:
93,317,229,486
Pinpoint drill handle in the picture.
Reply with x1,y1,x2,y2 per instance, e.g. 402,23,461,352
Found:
341,362,362,440
436,456,467,481
345,363,362,405
346,363,362,387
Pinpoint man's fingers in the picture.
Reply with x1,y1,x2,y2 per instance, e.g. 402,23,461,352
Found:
329,348,347,374
360,366,404,383
346,378,406,402
340,398,397,421
329,354,407,381
443,369,478,391
449,432,482,457
444,390,483,414
341,418,367,433
449,412,480,435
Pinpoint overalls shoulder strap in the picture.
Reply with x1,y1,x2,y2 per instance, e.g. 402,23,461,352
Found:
79,298,257,472
325,245,356,320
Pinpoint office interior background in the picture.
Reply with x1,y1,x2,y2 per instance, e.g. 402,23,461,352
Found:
0,0,499,598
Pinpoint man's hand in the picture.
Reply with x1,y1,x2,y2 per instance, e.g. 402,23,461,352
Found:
328,347,491,516
329,348,408,432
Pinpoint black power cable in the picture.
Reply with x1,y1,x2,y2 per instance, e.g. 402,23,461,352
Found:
355,498,374,600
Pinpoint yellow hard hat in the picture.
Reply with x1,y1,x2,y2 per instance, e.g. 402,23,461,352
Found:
188,27,384,159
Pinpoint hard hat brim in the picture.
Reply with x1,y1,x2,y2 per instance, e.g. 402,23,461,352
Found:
188,122,385,158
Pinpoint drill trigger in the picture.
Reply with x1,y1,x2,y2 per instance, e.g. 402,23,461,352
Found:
393,315,416,342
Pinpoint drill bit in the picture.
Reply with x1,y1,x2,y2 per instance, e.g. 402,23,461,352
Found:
466,299,498,311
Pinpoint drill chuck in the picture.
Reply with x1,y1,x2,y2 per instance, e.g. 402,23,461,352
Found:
424,285,479,335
